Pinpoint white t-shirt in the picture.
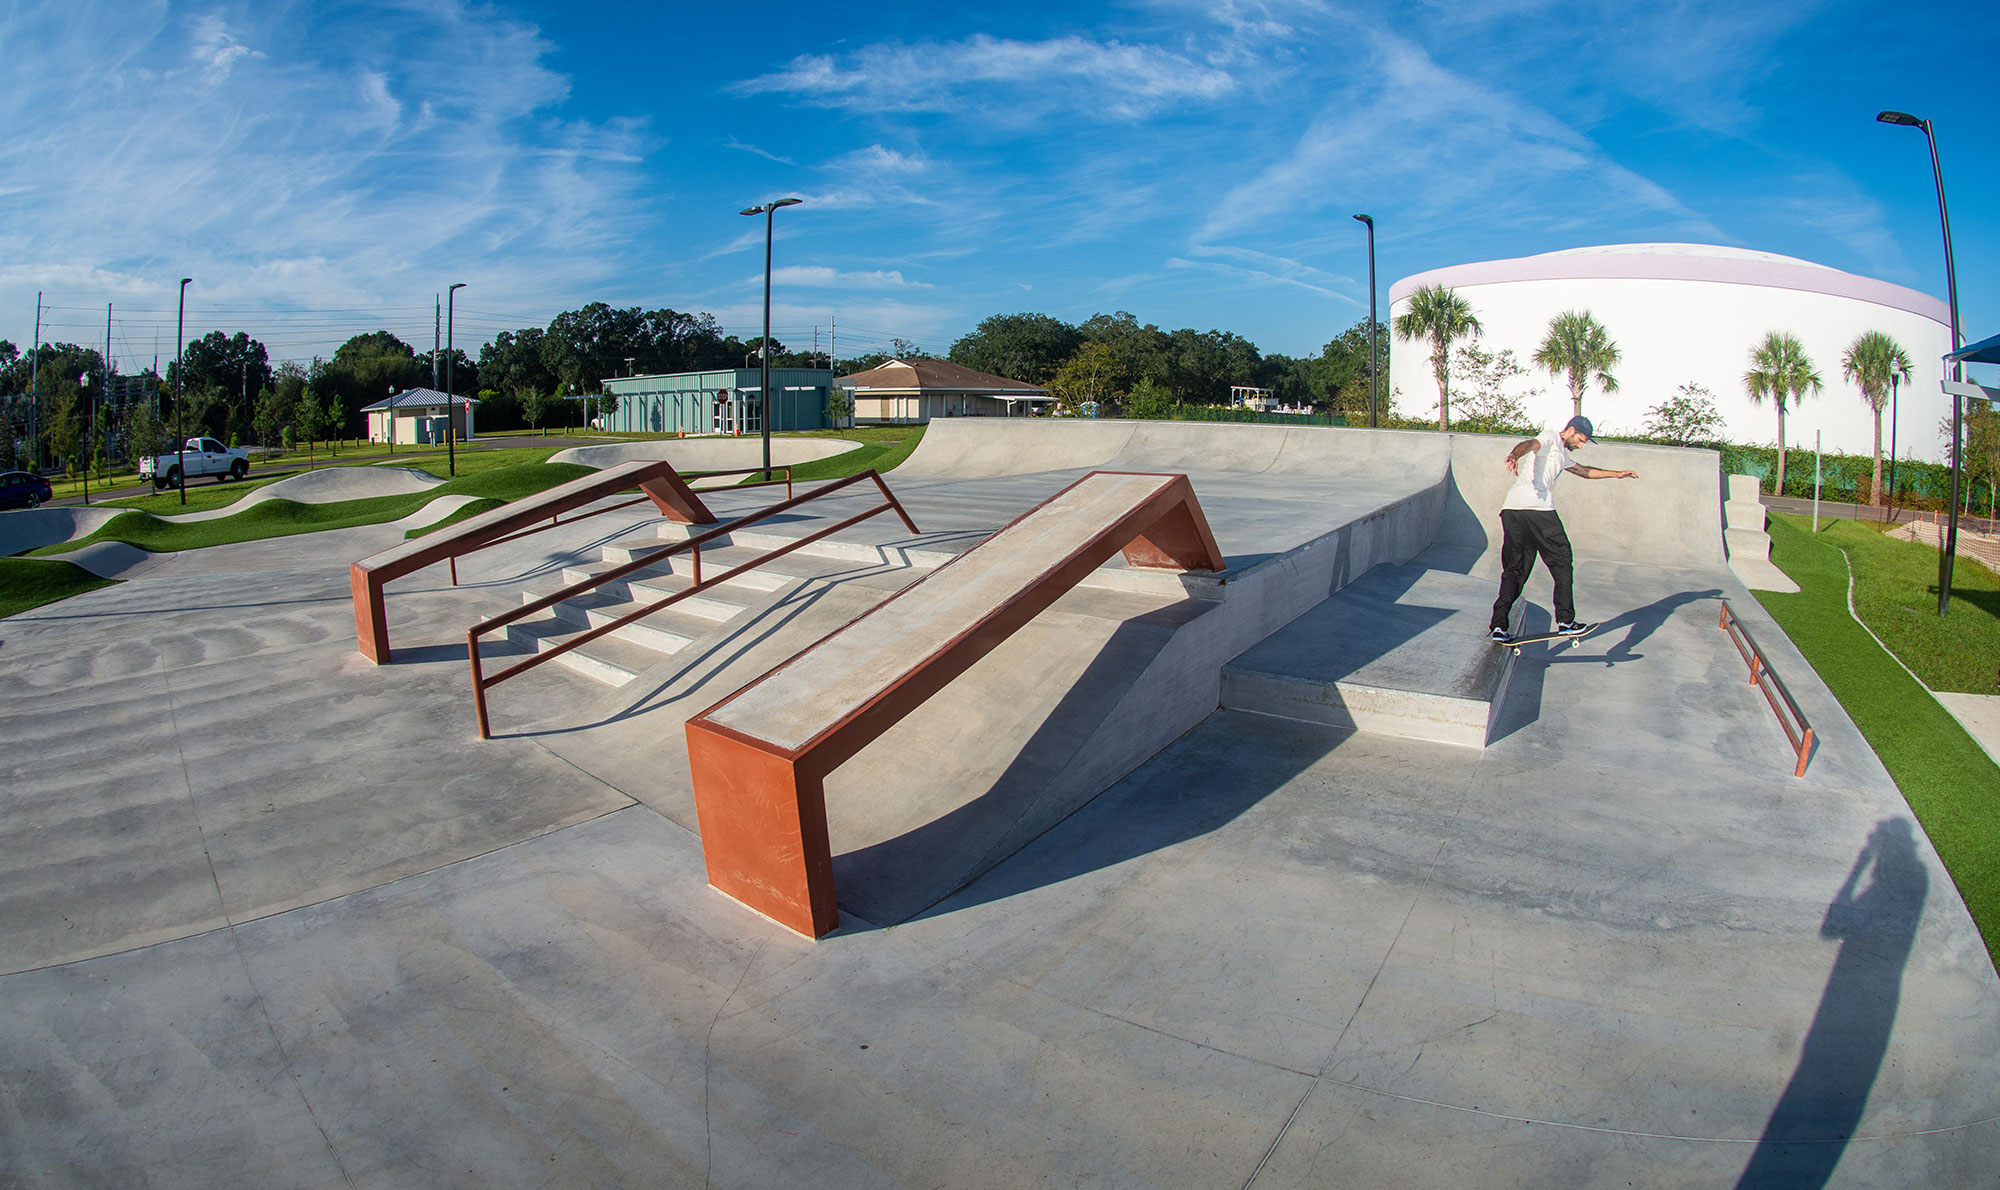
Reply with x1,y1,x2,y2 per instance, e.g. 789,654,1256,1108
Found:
1500,420,1577,512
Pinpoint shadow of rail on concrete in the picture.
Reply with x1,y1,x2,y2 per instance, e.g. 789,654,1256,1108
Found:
1736,817,1927,1189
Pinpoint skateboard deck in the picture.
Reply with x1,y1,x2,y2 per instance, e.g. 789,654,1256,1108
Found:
1494,622,1598,653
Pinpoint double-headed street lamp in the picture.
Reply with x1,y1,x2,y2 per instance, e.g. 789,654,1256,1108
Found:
1876,109,1963,615
740,197,803,480
446,282,466,477
1353,213,1379,428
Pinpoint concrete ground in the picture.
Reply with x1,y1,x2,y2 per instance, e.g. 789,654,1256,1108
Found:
3,421,1997,1187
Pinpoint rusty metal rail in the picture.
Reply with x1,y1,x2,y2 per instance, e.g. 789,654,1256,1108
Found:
466,469,918,738
1719,599,1814,778
443,466,795,584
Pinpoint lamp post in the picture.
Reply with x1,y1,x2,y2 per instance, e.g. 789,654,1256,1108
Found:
79,371,91,504
446,282,465,477
740,196,803,480
175,277,191,506
1352,213,1379,427
1876,110,1963,615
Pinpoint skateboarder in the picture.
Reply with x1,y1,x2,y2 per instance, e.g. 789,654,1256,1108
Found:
1487,415,1637,642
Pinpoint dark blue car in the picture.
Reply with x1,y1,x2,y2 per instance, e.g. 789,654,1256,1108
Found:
0,470,53,510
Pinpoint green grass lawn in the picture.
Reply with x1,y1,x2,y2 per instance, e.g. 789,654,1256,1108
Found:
0,558,119,617
1796,517,2000,694
1758,513,2000,970
26,461,593,556
772,425,925,482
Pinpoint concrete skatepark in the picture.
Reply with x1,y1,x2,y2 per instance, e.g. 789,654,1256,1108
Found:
2,419,1996,1186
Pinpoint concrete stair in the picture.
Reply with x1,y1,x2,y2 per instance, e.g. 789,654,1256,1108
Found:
507,532,945,688
1221,565,1521,749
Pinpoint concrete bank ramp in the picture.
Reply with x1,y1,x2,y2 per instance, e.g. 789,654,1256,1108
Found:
1430,432,1726,572
548,437,860,471
0,506,123,557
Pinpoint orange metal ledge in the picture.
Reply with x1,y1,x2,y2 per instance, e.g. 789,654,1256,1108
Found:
684,471,1225,938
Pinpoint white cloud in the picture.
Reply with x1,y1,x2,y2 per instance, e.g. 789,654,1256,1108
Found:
767,266,932,290
735,33,1235,121
0,1,652,361
1196,23,1719,246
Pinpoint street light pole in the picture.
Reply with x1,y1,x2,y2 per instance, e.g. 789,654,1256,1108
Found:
175,277,191,506
446,282,465,477
1353,213,1379,428
1877,110,1963,615
740,197,802,480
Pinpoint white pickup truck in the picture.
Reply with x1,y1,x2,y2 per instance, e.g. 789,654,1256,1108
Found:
139,437,250,488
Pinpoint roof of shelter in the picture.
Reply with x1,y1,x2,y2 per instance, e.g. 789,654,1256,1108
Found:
837,358,1044,395
360,388,481,412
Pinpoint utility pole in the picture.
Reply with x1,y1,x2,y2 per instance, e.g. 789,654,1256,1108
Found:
29,293,42,473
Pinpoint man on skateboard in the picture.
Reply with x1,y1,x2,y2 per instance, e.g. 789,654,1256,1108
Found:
1487,415,1637,643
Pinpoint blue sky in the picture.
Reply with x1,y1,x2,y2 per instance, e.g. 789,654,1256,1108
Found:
2,0,1996,374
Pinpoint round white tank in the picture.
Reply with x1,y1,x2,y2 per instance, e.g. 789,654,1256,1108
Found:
1388,243,1954,462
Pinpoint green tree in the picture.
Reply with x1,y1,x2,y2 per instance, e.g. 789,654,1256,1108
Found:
1644,383,1725,445
519,386,557,431
1963,401,2000,518
949,313,1083,386
1449,343,1538,434
1393,285,1481,430
1079,311,1172,392
1841,330,1913,505
1533,310,1620,418
171,331,272,406
1048,342,1118,415
1743,332,1823,495
1124,376,1176,420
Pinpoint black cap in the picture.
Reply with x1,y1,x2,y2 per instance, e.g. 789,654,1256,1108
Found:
1564,415,1595,441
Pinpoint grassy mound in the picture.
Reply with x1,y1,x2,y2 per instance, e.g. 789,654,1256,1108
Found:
0,558,119,618
28,462,595,556
1759,514,2000,969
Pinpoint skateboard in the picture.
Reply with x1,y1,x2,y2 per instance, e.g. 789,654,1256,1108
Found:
1493,622,1598,655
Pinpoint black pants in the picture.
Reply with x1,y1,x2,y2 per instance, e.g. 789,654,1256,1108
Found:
1491,509,1574,631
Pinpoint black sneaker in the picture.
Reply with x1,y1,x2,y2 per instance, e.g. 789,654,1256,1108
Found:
1488,626,1510,642
1556,620,1588,636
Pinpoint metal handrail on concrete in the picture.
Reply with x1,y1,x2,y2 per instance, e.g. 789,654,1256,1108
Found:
466,469,920,738
456,466,795,578
1719,599,1815,778
350,460,720,664
683,471,1227,939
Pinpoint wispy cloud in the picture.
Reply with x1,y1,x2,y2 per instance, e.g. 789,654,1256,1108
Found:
735,33,1235,120
725,139,796,165
0,1,653,358
766,266,932,290
1196,22,1719,246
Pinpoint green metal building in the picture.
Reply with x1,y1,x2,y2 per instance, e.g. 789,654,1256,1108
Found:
592,368,835,435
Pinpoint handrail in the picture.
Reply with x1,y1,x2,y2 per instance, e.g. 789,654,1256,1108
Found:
466,469,919,738
350,459,717,663
442,466,798,583
1719,599,1814,778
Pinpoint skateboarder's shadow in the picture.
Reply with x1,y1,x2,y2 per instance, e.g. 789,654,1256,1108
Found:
1590,587,1724,664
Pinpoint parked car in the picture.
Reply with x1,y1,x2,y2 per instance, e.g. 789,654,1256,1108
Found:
138,437,250,488
0,470,53,510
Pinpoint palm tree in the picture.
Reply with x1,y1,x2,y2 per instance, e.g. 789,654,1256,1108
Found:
1393,284,1481,430
1841,331,1912,507
1743,332,1823,496
1533,310,1620,417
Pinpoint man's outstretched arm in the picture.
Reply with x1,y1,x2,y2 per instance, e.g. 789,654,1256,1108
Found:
1565,464,1638,480
1503,438,1540,475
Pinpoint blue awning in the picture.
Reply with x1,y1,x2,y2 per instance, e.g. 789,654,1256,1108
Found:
1946,331,2000,364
